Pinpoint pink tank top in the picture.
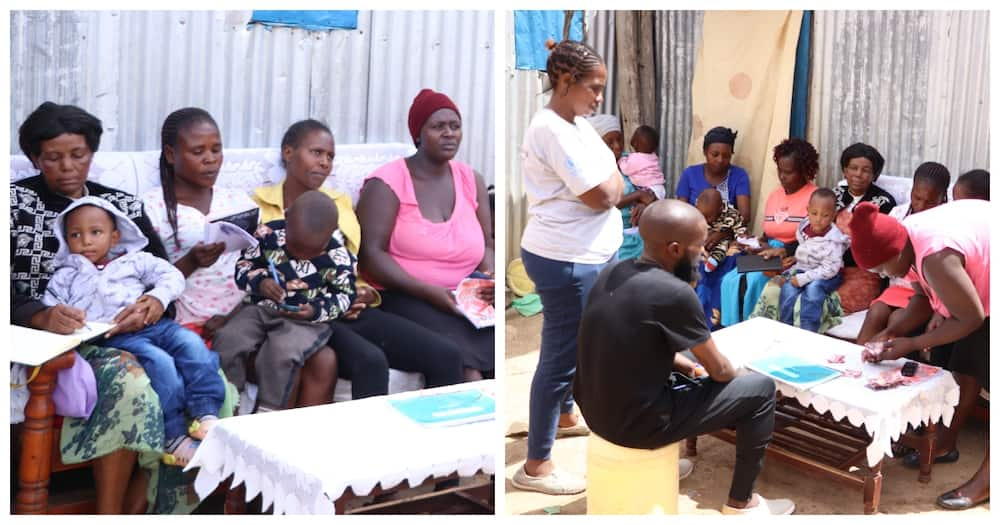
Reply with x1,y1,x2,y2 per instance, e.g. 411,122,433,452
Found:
365,158,485,290
904,199,990,318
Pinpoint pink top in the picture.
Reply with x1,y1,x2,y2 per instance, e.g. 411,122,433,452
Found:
617,152,665,188
364,158,485,290
904,199,990,318
762,182,817,244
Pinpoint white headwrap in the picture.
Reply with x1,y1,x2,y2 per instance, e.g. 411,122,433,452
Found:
585,114,622,138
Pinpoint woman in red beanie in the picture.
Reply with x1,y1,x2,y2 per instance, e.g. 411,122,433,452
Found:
357,89,494,382
851,199,990,510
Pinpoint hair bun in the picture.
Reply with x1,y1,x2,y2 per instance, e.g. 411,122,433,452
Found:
545,38,557,51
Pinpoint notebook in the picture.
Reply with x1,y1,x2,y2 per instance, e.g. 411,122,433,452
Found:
745,353,842,390
735,254,783,273
453,278,496,329
10,322,115,366
389,389,495,427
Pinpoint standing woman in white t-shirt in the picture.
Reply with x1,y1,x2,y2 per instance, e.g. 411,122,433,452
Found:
512,39,623,495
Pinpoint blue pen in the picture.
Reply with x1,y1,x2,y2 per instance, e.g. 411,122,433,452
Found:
268,260,282,288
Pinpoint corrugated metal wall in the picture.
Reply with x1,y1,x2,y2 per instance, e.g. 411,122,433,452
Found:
654,11,702,193
10,10,495,184
807,10,989,189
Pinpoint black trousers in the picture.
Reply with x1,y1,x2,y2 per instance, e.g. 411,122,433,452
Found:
328,307,465,399
656,373,776,502
380,290,495,375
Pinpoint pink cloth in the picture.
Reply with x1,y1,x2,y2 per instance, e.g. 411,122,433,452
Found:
365,158,485,290
904,199,990,318
617,152,665,188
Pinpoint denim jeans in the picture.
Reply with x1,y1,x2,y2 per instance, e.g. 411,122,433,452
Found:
521,249,613,461
106,319,225,440
778,272,844,332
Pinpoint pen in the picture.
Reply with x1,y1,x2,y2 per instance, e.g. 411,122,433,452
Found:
268,260,282,288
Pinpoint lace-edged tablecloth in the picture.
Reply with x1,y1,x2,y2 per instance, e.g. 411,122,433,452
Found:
186,380,496,514
713,318,959,467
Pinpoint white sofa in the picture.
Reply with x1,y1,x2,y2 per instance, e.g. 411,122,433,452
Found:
11,144,426,404
824,175,913,341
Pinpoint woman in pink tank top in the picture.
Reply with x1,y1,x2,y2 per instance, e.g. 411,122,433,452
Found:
849,200,990,510
358,89,494,381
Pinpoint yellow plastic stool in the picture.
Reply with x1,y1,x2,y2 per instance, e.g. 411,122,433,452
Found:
586,433,679,515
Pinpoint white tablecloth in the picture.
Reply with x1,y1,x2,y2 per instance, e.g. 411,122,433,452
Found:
186,380,497,514
712,318,959,467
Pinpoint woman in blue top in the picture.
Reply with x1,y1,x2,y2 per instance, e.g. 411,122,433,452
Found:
676,127,751,225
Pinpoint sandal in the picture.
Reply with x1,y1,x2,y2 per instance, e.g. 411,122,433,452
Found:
188,415,219,440
163,436,201,467
902,448,959,469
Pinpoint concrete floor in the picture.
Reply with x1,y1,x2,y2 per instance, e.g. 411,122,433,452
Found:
504,309,990,516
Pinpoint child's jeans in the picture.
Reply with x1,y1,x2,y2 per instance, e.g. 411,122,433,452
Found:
106,319,225,440
779,272,843,332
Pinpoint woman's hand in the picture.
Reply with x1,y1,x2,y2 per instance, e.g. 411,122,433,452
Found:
637,188,656,205
881,337,918,360
343,286,377,321
704,230,727,253
781,256,797,271
105,296,165,337
835,209,853,237
423,285,461,316
630,202,647,227
31,304,86,335
476,280,495,304
259,279,286,304
185,242,226,269
759,247,786,259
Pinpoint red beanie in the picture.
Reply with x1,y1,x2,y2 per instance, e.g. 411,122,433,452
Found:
407,89,461,144
849,202,908,269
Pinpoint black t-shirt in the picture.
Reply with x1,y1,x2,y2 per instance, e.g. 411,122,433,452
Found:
574,259,711,449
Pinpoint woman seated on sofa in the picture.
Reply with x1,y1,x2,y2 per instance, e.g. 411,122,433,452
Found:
251,118,465,399
358,89,495,381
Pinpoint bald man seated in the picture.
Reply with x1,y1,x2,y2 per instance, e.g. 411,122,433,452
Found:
574,199,794,515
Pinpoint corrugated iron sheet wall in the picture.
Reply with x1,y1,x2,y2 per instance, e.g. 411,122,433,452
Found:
655,11,702,194
807,10,989,189
585,10,619,117
10,10,495,184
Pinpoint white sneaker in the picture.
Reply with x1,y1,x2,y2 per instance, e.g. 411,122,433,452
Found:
721,493,795,515
679,458,694,480
511,465,586,495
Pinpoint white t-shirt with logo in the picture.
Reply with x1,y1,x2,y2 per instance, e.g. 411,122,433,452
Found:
519,108,623,264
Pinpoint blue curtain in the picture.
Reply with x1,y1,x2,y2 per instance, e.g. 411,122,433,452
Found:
790,11,812,138
513,11,584,71
250,11,358,31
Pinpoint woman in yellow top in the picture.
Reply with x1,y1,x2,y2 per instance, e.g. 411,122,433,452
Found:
253,119,465,399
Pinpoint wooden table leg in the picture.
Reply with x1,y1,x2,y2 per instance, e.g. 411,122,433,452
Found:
863,459,884,515
15,352,75,515
224,477,247,514
917,422,936,483
685,436,698,457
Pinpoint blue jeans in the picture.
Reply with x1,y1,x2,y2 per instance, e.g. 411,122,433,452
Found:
521,249,613,461
778,272,844,332
106,319,225,440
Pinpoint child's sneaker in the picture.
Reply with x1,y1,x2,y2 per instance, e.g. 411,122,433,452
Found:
162,435,201,467
704,257,719,272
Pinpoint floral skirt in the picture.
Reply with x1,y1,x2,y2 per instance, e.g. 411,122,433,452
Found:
59,344,237,513
749,279,845,334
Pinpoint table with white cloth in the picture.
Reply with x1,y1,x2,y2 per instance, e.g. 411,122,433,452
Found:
687,318,959,514
185,380,497,515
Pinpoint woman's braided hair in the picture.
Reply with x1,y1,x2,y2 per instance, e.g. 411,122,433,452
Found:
545,39,604,92
159,107,219,249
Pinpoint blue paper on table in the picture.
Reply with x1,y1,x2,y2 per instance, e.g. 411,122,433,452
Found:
390,390,495,427
745,353,842,390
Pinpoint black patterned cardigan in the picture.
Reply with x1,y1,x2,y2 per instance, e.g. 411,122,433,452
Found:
10,175,168,326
